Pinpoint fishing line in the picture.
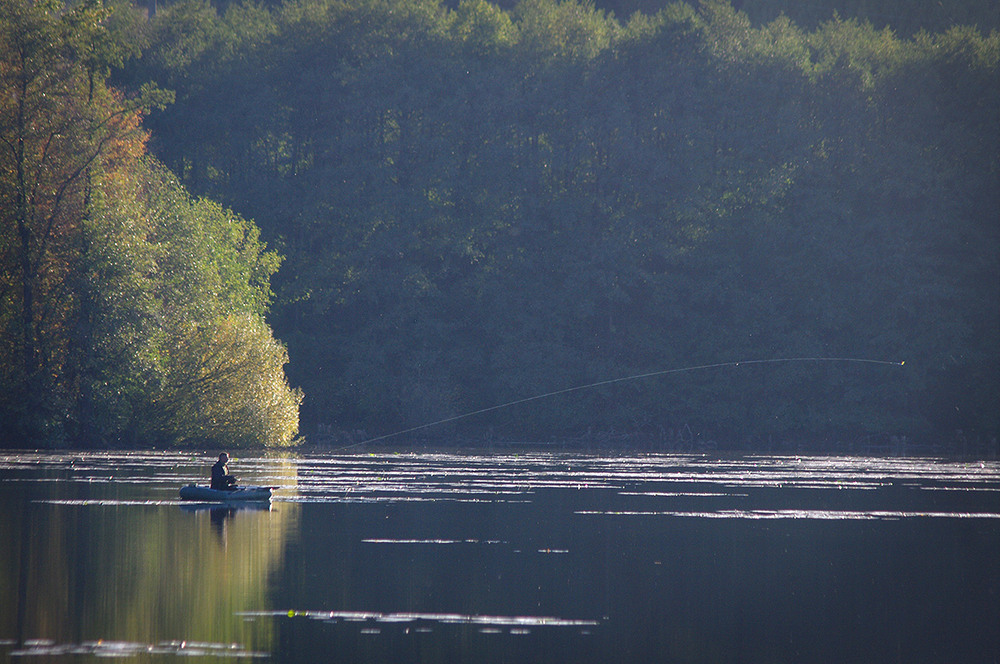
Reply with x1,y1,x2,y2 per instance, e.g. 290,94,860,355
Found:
338,357,904,449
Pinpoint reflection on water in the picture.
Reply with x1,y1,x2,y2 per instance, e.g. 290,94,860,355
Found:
8,638,268,658
0,452,300,663
241,609,598,628
1,451,998,663
361,538,507,544
179,503,274,545
577,508,1000,518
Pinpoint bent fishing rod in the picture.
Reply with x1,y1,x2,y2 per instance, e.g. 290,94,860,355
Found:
333,356,905,450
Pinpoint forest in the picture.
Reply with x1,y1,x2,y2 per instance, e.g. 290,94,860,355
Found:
2,0,998,451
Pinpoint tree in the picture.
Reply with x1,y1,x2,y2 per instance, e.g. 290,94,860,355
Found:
78,157,301,448
1,0,300,447
0,0,158,440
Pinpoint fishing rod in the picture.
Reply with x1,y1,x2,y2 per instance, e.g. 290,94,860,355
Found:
334,357,905,450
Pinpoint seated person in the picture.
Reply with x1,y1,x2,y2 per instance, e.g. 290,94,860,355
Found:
210,452,238,490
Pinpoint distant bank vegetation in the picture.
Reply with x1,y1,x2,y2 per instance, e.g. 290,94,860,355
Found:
2,0,997,451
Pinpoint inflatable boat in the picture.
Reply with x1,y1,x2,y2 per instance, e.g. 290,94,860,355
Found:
179,484,273,501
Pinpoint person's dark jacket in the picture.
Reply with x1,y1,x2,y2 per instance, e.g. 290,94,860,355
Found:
211,460,235,490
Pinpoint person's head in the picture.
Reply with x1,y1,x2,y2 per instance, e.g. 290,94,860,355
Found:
219,452,229,463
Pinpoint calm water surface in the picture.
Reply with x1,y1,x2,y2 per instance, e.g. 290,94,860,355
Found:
1,451,998,663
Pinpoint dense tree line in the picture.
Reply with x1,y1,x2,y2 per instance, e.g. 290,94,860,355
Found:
120,0,998,450
135,0,1000,38
0,0,301,447
4,0,996,451
602,0,999,37
113,0,999,450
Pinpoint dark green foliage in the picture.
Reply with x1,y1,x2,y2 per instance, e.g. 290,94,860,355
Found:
127,0,998,449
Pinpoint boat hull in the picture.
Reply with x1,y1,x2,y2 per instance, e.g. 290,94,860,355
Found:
179,484,272,501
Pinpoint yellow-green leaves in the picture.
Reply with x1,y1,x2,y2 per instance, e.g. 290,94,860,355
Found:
152,314,301,448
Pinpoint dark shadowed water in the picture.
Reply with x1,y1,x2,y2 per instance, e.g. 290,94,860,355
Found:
1,451,998,663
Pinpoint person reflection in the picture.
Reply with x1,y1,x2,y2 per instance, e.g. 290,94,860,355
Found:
211,452,237,490
210,506,236,543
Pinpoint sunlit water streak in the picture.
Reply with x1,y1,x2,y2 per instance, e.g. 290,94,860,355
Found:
8,638,268,658
576,509,1000,519
619,491,749,497
362,538,508,544
6,451,998,515
238,610,599,631
32,499,187,506
278,453,1000,512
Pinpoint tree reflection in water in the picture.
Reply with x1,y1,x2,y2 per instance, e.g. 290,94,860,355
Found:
0,452,301,658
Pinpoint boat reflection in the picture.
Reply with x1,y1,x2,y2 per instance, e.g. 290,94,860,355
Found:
180,501,273,543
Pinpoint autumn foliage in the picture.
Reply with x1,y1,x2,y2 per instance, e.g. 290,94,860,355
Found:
0,0,300,447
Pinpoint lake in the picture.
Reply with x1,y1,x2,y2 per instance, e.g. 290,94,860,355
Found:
1,450,998,663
